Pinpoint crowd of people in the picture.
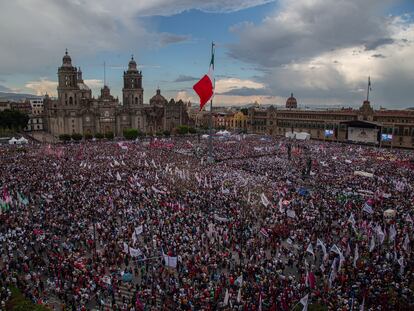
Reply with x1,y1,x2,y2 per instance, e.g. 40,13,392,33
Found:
0,134,413,310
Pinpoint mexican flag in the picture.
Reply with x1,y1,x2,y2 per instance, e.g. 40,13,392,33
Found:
193,44,215,111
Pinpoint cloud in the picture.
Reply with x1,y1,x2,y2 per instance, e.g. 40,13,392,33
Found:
176,90,196,103
229,0,396,67
25,78,58,96
158,33,191,46
228,0,414,108
364,38,395,50
214,78,265,94
0,0,272,74
174,75,199,82
84,79,103,88
0,85,12,92
217,87,270,96
371,54,386,58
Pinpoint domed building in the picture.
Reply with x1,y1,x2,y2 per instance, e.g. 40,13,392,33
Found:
44,51,192,137
286,93,297,109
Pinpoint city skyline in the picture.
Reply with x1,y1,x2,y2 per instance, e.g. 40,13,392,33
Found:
0,0,413,108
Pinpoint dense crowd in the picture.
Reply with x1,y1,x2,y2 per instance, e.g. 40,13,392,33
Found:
0,135,413,311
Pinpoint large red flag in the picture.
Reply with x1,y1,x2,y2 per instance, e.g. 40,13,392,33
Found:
193,47,214,111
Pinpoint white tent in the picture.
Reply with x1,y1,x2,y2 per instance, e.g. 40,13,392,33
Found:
295,132,310,141
216,130,231,136
201,134,210,139
17,137,28,144
285,131,295,139
285,131,310,140
8,137,18,145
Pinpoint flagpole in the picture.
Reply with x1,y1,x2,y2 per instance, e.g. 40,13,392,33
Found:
208,42,215,163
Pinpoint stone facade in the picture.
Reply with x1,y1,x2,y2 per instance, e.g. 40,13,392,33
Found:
44,51,191,137
246,95,414,149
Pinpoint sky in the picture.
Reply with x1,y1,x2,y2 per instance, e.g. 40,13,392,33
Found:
0,0,413,108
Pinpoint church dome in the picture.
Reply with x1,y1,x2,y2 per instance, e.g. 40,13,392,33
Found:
286,93,297,109
62,49,72,67
150,88,167,106
128,55,137,71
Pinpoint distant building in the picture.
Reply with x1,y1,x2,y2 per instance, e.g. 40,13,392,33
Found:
0,99,11,112
286,93,297,109
245,94,414,149
25,98,44,131
43,51,191,137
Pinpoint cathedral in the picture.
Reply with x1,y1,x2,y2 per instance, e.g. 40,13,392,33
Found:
43,50,191,137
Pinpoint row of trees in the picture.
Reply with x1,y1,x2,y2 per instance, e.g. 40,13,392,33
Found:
0,109,29,130
59,132,114,142
58,126,199,142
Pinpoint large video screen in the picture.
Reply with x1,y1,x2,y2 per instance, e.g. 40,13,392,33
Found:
348,127,379,144
324,129,334,137
381,134,393,142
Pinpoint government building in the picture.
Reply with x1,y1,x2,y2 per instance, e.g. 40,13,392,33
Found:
43,51,191,137
246,94,414,149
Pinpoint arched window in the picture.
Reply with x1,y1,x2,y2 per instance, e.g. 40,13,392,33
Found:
69,97,73,105
135,97,138,105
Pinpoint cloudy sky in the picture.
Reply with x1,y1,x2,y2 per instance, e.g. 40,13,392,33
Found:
0,0,413,108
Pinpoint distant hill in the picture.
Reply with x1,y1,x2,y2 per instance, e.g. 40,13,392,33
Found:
0,92,41,101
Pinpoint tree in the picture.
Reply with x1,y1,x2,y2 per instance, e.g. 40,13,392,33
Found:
123,128,139,140
0,109,29,130
84,133,93,140
71,133,82,141
163,130,170,137
176,125,189,135
105,131,114,139
95,133,104,139
188,127,197,134
59,134,71,142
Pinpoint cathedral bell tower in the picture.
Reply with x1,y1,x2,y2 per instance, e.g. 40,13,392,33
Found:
57,49,79,106
122,55,143,106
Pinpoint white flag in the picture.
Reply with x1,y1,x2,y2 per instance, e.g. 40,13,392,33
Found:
353,245,359,268
287,209,296,219
330,244,345,269
306,243,314,256
237,287,242,303
123,242,129,254
135,225,143,236
317,239,327,257
129,247,142,257
223,289,229,306
235,275,243,287
261,193,270,207
403,234,410,251
362,203,373,214
369,236,375,252
348,213,356,226
300,294,309,311
116,172,122,181
258,293,262,311
406,213,413,223
388,225,397,242
375,225,385,244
